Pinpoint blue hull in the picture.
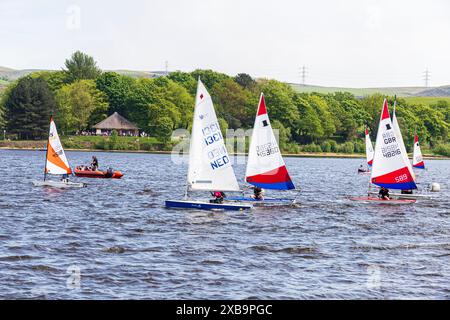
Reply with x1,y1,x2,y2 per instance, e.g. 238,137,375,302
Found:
226,197,295,203
165,200,252,211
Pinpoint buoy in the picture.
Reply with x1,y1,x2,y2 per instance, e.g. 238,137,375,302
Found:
431,183,441,192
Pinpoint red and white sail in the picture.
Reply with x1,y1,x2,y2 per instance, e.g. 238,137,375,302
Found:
412,133,425,169
45,118,72,175
245,93,295,190
370,99,416,190
365,127,374,166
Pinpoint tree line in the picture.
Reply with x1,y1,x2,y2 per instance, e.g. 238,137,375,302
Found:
0,51,449,155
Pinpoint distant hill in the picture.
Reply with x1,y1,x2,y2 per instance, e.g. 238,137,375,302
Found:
289,83,439,97
1,65,450,99
0,66,167,81
413,85,450,97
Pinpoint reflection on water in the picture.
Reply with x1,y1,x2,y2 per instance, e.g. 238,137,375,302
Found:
0,150,448,299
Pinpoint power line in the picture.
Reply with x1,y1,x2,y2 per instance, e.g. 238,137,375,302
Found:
422,68,430,87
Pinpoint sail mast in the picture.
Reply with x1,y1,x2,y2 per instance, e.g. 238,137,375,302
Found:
43,116,52,181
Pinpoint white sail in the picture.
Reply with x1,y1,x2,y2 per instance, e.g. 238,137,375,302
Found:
371,99,416,190
45,118,72,175
365,127,374,166
392,103,415,179
245,93,294,190
187,80,240,191
412,133,425,169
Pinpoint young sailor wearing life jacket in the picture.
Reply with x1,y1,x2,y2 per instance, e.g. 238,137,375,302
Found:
210,191,225,204
378,187,390,200
252,186,264,200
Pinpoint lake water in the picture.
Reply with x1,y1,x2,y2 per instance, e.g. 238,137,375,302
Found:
0,149,449,299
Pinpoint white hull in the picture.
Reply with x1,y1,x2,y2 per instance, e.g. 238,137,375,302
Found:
32,180,86,188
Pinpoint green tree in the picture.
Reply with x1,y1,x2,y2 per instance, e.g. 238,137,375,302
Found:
95,72,135,116
361,93,385,140
151,77,194,128
293,93,323,143
167,71,197,95
190,69,230,89
5,77,56,139
235,73,255,89
258,80,300,128
218,117,228,137
212,78,253,129
307,94,336,140
31,71,68,92
55,80,108,132
154,116,174,144
64,51,102,83
271,119,291,151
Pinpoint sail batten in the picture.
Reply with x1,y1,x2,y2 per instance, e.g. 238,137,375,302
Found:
245,93,295,190
370,99,416,190
187,80,240,191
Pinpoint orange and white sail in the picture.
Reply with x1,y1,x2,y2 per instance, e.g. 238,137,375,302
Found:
45,118,72,175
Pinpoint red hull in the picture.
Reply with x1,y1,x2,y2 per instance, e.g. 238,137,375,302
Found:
74,169,123,179
349,196,416,204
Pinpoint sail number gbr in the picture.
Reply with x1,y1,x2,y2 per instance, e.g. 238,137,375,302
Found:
381,132,401,158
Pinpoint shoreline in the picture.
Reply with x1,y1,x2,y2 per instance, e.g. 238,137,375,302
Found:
1,146,448,160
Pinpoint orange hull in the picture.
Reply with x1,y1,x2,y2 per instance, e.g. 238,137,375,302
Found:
74,169,123,179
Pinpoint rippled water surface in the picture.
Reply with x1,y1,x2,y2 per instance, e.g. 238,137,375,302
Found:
0,150,449,299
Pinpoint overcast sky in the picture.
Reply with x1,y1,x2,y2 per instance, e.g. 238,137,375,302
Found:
1,0,449,87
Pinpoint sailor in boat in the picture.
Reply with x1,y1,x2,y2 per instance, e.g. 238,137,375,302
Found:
358,165,367,173
61,173,70,183
105,167,114,178
210,191,225,204
251,186,264,200
378,187,390,200
91,156,99,171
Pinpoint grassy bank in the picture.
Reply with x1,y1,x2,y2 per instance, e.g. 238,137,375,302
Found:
1,136,449,159
0,135,171,152
403,96,450,106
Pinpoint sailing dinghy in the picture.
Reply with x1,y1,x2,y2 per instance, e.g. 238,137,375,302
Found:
358,126,374,174
350,99,417,203
367,101,431,199
165,80,252,211
412,133,425,169
32,118,86,188
227,93,297,206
